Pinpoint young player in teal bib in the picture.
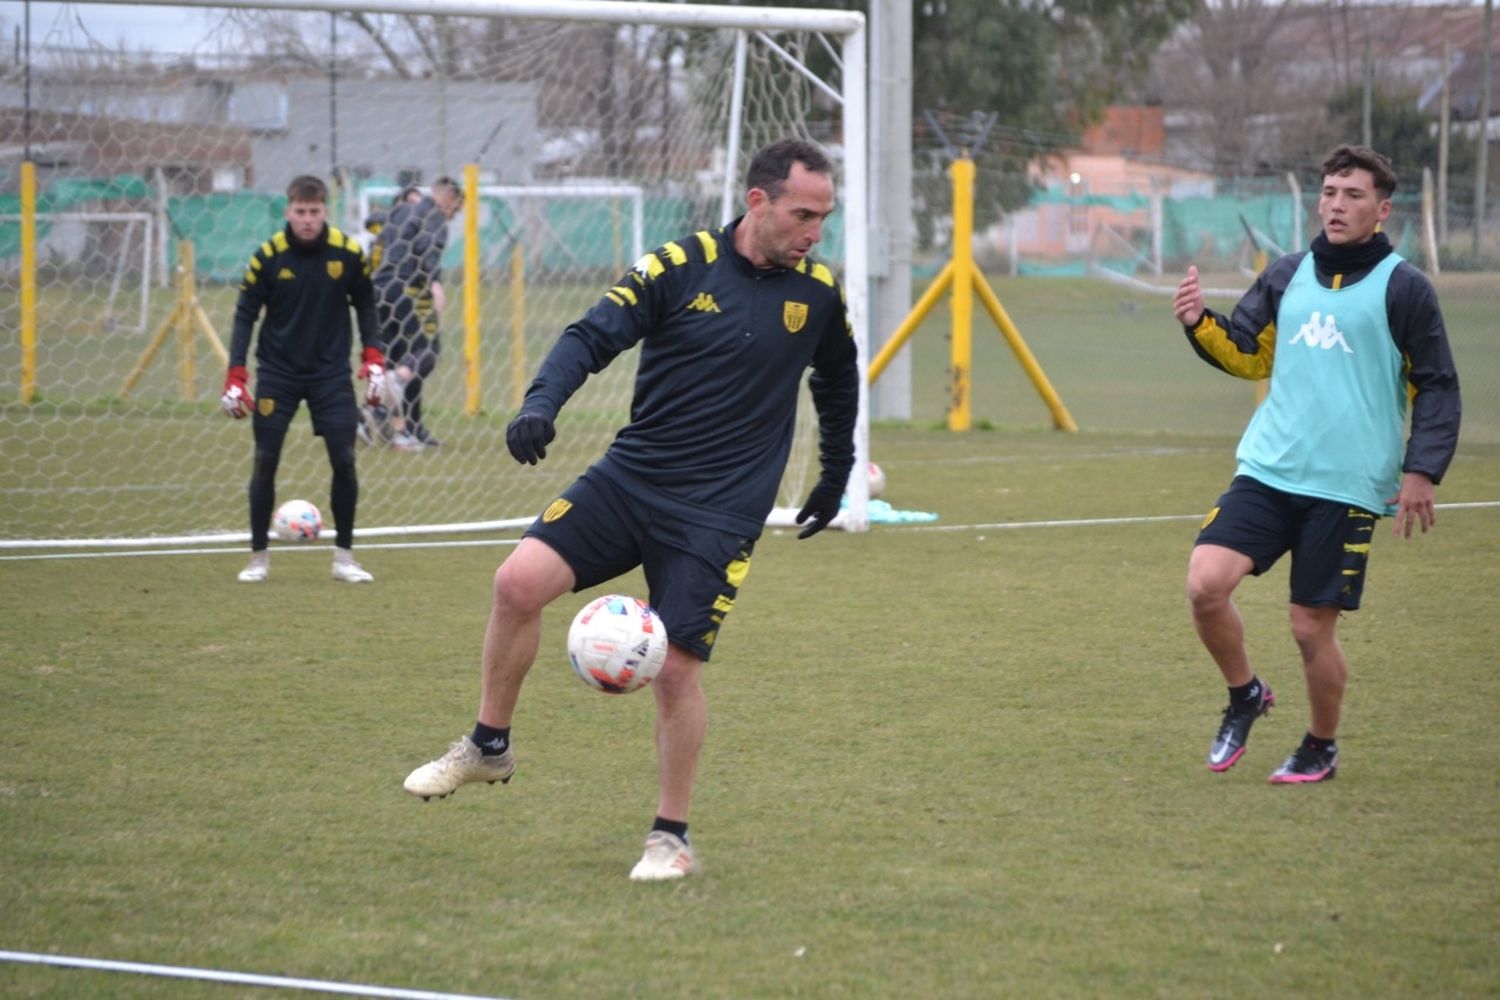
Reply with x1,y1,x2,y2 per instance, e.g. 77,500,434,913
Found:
1171,145,1461,784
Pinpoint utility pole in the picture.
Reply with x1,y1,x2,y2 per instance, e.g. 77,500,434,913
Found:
869,0,913,421
1361,8,1373,148
1440,13,1451,245
1476,0,1493,259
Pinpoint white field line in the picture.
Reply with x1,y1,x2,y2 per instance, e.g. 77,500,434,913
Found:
0,537,523,562
899,500,1500,533
0,950,512,1000
2,504,1495,563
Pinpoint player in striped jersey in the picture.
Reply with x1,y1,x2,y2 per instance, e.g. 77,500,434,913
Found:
403,140,860,881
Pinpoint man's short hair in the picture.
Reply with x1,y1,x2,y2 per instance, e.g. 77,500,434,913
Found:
746,139,833,200
286,174,329,204
395,184,423,205
1322,145,1397,199
431,176,464,204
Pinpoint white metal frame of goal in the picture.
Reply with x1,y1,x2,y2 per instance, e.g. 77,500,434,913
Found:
1,211,155,335
57,0,872,544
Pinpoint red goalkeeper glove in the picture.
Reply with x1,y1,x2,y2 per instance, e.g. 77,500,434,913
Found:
220,365,253,419
357,347,386,407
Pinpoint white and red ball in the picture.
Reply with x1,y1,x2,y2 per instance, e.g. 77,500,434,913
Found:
866,461,887,500
272,499,323,543
567,595,669,694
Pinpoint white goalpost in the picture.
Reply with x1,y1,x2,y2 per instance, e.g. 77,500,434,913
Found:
0,211,155,334
1,0,870,547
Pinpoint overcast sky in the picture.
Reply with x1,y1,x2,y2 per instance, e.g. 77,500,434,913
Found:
16,4,240,55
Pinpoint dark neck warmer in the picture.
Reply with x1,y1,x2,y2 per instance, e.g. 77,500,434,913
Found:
285,223,330,255
1310,231,1392,273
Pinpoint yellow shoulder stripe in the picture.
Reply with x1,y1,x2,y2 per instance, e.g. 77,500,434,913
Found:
259,241,274,259
271,232,289,253
609,285,639,306
663,241,688,266
810,262,835,287
694,231,718,263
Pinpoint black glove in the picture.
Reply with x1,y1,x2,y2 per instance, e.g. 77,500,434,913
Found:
794,481,845,539
506,412,556,465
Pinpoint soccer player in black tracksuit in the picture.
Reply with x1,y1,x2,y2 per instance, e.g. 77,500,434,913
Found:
403,139,861,881
221,174,385,584
370,176,463,449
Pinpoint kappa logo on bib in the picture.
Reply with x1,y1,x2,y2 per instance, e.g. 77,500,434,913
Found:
1290,311,1353,354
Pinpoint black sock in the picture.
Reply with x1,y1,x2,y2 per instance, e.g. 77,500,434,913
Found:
470,722,510,756
1228,677,1263,706
651,816,689,843
1302,732,1336,754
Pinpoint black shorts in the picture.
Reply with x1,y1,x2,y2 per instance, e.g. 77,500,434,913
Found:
525,468,758,661
251,371,358,437
1195,475,1379,610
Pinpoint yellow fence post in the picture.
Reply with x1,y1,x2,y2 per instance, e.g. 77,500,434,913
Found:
948,156,976,431
868,154,1075,433
20,161,37,404
121,239,226,399
463,163,481,416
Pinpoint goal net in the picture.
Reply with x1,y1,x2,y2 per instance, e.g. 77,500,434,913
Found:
0,0,869,547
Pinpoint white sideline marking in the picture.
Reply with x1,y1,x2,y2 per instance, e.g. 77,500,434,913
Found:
0,518,537,550
2,503,1495,563
0,950,512,1000
902,501,1500,533
0,538,523,562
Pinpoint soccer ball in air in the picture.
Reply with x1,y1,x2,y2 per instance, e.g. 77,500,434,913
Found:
273,499,323,543
866,461,887,500
567,595,669,694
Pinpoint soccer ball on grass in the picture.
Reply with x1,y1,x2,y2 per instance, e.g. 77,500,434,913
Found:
273,499,323,543
567,595,669,694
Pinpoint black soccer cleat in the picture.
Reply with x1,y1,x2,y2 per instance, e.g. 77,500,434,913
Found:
1206,684,1275,772
1269,743,1338,784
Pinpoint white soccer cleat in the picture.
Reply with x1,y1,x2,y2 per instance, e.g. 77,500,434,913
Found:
237,552,269,583
628,831,700,882
331,548,373,583
389,432,422,453
403,737,516,801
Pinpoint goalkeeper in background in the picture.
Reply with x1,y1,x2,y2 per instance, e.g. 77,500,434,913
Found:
402,139,860,882
220,173,385,584
369,175,463,450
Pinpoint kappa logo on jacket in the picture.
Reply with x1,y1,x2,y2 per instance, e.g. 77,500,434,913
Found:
1289,311,1352,354
277,268,296,280
686,292,721,313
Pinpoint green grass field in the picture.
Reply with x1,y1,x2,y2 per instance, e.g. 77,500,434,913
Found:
3,423,1498,997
